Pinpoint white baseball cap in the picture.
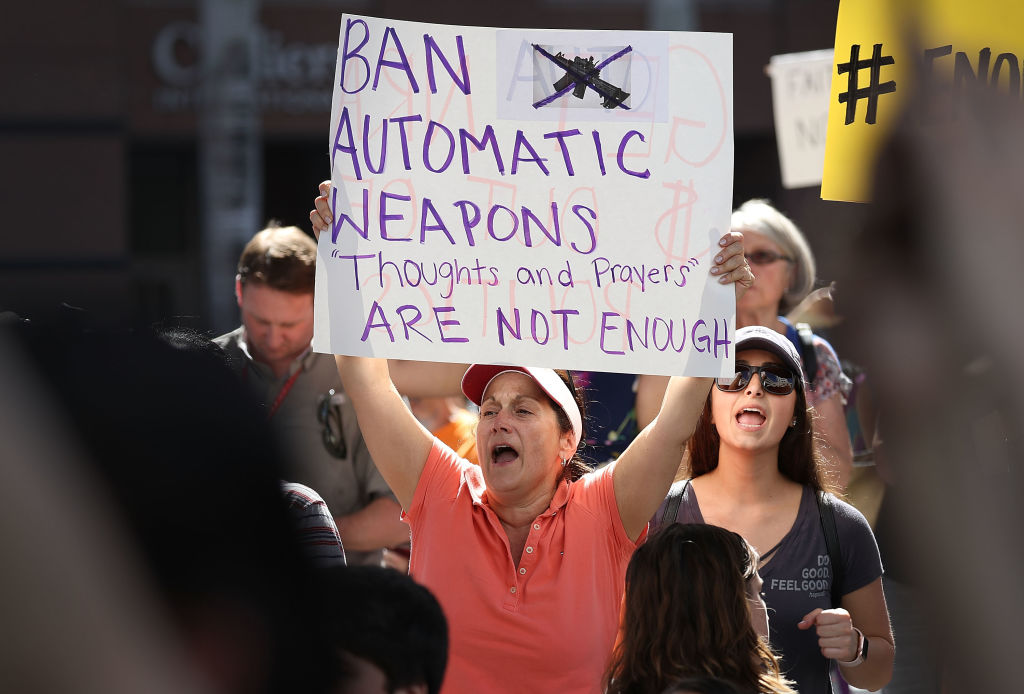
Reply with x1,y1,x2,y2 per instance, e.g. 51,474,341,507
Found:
461,365,582,451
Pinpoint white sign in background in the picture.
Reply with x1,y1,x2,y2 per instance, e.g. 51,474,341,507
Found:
767,49,834,190
314,15,735,377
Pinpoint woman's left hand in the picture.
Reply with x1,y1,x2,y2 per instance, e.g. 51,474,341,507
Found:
798,607,860,662
709,230,755,300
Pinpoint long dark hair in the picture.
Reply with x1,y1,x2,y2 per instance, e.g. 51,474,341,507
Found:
687,377,835,493
605,523,794,694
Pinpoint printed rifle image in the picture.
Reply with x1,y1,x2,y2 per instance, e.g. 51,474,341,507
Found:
532,44,631,109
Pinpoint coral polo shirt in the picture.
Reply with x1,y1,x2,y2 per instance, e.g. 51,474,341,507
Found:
404,440,644,694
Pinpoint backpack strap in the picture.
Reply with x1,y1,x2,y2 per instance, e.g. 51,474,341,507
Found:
816,490,844,609
653,480,687,534
796,322,818,390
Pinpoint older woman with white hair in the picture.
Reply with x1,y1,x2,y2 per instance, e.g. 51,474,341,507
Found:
311,183,754,694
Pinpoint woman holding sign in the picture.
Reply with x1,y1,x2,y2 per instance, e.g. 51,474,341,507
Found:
311,183,754,694
649,326,893,694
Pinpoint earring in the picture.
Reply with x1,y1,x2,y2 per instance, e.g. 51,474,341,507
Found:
790,418,798,427
560,458,567,467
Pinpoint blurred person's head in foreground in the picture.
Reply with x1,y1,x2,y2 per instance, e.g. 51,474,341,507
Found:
323,565,448,694
16,320,333,694
835,61,1024,694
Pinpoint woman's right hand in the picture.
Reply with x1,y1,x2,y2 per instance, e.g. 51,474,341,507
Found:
310,181,333,240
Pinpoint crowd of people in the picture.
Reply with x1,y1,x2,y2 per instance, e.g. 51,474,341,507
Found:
25,58,1024,694
1,194,900,694
304,186,895,694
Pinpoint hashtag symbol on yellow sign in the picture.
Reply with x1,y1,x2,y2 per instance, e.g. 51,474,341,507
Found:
837,43,896,125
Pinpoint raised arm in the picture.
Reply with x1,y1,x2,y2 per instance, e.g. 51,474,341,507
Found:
311,183,435,509
611,231,753,540
335,355,434,510
312,181,490,401
634,374,669,431
613,375,715,539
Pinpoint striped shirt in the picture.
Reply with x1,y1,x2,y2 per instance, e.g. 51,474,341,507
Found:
282,481,346,567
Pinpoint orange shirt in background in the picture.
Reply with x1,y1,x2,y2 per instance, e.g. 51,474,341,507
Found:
432,409,478,464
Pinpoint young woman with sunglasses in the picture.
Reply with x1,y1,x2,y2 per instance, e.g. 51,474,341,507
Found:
651,326,893,694
637,200,854,491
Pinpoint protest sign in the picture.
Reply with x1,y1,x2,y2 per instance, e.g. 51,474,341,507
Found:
313,15,735,377
822,0,1024,202
767,49,833,189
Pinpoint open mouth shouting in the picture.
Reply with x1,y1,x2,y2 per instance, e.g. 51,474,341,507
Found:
491,443,520,466
735,406,767,431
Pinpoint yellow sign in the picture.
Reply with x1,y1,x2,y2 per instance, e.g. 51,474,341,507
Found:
822,0,1024,202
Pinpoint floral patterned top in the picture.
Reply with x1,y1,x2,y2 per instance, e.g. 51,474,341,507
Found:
779,317,851,406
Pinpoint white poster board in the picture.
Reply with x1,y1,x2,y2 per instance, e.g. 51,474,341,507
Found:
767,49,833,189
314,15,735,377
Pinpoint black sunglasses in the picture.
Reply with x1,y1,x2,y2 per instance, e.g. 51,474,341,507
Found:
716,363,796,396
745,250,793,266
317,389,348,459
